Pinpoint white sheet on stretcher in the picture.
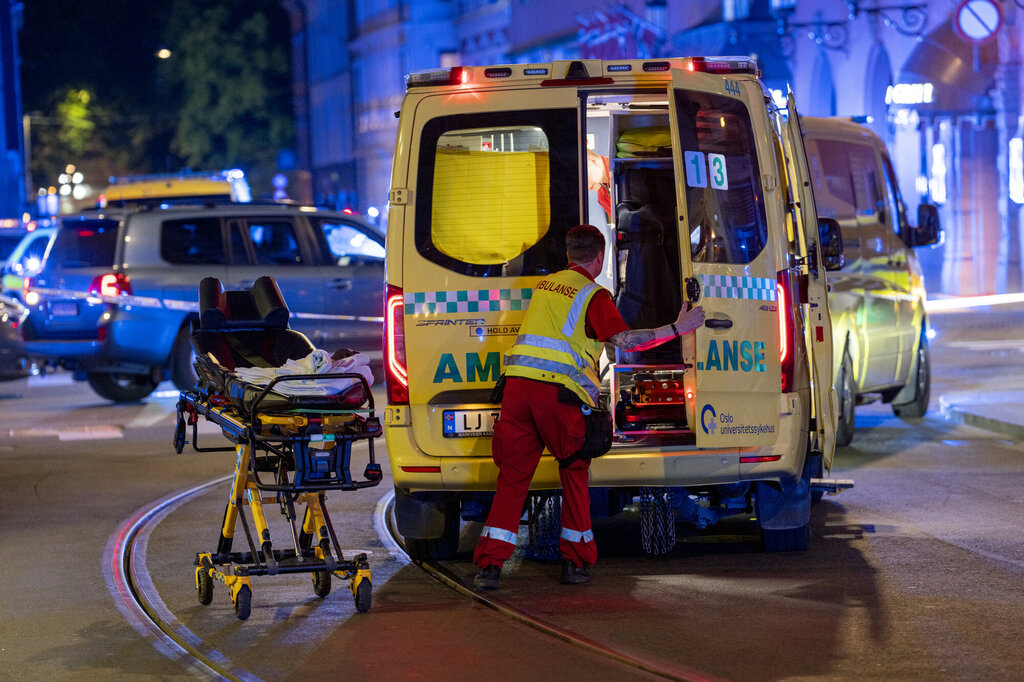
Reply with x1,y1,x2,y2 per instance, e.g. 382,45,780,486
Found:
231,349,374,396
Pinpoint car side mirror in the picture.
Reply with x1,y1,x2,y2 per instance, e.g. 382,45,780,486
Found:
914,203,941,247
818,217,845,271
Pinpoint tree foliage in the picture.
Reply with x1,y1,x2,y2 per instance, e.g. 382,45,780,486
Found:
20,0,293,193
161,0,294,175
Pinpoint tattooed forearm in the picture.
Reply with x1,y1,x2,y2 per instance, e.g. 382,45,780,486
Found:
610,329,657,351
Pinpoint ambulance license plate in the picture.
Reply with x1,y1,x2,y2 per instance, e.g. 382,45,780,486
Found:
443,409,499,438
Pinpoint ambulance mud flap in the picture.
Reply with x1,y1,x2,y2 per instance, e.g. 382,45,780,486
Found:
754,475,810,531
393,486,455,539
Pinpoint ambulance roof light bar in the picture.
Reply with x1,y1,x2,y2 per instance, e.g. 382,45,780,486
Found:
405,66,468,88
686,56,759,76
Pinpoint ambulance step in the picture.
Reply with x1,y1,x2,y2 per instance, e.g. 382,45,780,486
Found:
810,478,855,495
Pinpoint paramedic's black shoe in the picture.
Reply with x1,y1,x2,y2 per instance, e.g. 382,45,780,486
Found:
474,565,501,590
560,560,591,585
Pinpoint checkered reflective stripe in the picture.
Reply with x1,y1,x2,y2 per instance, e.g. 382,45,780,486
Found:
699,274,777,301
404,289,533,315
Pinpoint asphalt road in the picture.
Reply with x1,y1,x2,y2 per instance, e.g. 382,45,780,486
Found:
2,304,1023,680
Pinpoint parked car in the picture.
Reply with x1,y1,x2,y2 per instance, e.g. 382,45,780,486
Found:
2,227,56,301
0,293,28,381
22,202,385,402
100,169,252,207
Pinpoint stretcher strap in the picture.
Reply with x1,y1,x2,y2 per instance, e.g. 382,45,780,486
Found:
222,332,274,368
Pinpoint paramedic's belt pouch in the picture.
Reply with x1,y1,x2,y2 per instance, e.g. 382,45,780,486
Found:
489,374,506,403
558,386,613,468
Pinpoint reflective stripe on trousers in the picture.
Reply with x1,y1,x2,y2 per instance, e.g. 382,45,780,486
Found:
560,527,595,544
480,525,518,546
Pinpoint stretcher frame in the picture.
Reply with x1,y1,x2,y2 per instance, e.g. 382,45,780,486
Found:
175,368,383,620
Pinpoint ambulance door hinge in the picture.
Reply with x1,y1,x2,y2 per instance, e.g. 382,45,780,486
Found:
389,188,410,205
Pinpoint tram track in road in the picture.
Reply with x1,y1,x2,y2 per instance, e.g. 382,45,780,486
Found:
374,489,720,682
104,474,256,682
109,476,717,681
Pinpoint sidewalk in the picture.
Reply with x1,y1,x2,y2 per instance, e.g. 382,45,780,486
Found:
929,297,1024,442
940,390,1024,441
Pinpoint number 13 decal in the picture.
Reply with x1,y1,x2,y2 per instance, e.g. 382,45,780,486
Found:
684,151,729,190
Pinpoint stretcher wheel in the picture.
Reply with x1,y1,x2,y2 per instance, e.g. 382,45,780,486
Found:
312,570,331,597
354,579,371,613
173,414,187,454
196,564,213,605
234,585,252,620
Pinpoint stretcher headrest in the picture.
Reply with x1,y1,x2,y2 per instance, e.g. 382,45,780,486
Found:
198,276,290,330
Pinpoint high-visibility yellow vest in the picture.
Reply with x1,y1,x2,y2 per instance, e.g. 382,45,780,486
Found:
504,268,604,406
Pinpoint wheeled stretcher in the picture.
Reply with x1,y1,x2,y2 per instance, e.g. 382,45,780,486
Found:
173,276,382,620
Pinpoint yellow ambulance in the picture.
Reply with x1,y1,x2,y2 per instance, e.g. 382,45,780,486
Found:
99,169,252,206
801,116,940,446
384,58,841,559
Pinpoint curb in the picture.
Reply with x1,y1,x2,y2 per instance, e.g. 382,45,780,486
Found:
939,396,1024,441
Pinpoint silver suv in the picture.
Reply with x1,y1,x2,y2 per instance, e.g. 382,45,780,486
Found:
23,203,385,402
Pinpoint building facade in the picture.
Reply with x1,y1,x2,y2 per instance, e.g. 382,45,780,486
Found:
286,0,1024,295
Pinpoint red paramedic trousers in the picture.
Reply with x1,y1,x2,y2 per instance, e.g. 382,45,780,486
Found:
473,376,598,570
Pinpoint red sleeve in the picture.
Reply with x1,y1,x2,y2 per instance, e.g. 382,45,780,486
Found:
585,288,629,341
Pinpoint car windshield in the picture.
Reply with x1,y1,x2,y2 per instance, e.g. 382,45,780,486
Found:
51,219,120,268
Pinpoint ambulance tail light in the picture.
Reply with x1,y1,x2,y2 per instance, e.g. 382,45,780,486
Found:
89,273,132,297
777,273,795,393
385,284,409,404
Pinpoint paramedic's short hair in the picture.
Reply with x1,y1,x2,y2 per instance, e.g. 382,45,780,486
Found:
566,224,605,264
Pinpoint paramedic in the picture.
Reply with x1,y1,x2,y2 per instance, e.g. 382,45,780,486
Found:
473,224,705,589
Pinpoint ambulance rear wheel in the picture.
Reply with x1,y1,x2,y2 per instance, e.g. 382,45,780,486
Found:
404,505,459,562
354,579,372,613
395,489,460,561
234,585,252,620
835,349,856,447
312,570,331,597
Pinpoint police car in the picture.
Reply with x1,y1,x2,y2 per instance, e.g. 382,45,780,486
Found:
383,57,842,558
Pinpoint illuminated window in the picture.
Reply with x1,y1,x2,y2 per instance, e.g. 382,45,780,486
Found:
432,126,550,264
416,109,578,277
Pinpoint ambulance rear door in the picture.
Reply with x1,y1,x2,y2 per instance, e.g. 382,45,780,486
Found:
667,69,782,448
781,93,837,468
400,85,582,458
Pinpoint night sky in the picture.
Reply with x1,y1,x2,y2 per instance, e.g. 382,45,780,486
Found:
19,0,170,115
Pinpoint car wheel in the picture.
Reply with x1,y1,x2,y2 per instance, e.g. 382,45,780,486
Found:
170,324,198,392
836,348,856,447
86,371,159,402
893,332,930,419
